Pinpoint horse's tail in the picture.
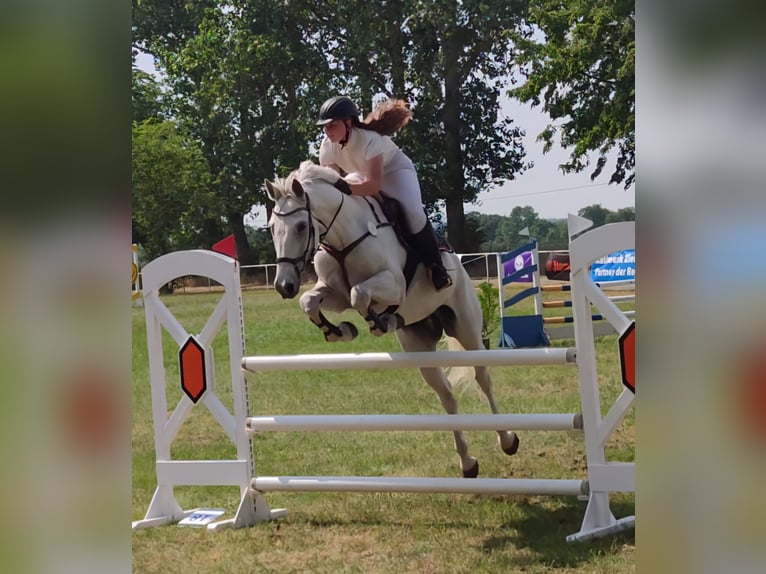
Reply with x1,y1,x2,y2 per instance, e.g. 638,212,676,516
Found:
444,336,476,391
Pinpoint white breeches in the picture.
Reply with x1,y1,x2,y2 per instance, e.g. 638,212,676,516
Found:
380,150,427,234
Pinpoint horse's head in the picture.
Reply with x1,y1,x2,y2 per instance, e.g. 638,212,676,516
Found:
264,168,321,299
265,160,359,298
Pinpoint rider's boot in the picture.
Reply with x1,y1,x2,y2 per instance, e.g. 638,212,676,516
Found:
409,220,453,291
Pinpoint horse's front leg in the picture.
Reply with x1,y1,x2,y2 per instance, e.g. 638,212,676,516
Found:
349,270,404,336
299,281,358,342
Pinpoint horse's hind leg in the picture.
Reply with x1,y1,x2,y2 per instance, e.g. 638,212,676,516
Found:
474,366,519,456
396,319,479,478
446,290,520,456
420,366,480,477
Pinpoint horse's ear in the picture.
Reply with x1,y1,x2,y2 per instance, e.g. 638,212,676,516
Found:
291,178,305,198
264,179,278,201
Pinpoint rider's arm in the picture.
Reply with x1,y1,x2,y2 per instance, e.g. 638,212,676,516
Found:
347,153,383,197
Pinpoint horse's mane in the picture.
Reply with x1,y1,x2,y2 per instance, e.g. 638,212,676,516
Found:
276,161,339,199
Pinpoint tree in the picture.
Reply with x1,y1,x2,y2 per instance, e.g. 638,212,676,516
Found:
132,0,332,264
318,0,531,251
244,225,276,264
537,219,568,250
489,206,548,252
464,206,629,253
578,204,611,228
606,206,635,223
509,0,635,188
132,67,165,123
132,120,218,260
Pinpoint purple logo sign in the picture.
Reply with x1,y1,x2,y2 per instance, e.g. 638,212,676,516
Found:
503,251,533,283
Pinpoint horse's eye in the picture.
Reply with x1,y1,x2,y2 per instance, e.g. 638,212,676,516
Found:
296,221,307,233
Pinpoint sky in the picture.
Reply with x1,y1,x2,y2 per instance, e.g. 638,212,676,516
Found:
135,52,635,227
471,97,635,220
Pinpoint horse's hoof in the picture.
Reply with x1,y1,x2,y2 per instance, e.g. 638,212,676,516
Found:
365,313,386,336
380,313,398,333
462,460,479,478
502,433,520,456
340,321,358,340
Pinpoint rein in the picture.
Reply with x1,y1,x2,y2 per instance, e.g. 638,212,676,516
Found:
320,196,392,290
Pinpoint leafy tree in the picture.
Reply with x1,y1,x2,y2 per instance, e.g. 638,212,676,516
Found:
606,206,635,223
132,120,218,260
509,0,635,188
465,205,630,253
319,0,531,251
489,206,544,252
132,0,331,264
537,219,568,250
244,225,276,264
578,203,611,228
461,213,488,253
132,67,165,122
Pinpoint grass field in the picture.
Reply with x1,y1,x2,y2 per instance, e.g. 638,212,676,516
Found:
132,285,635,573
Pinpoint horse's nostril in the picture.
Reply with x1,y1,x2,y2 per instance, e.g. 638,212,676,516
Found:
276,280,297,299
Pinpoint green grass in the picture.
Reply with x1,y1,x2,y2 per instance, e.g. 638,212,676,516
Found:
132,286,634,573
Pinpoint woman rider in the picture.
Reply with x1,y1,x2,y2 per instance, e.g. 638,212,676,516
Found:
316,96,452,290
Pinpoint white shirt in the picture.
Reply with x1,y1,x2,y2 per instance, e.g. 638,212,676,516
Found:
319,128,399,175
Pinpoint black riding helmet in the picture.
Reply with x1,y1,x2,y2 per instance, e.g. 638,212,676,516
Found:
316,96,359,125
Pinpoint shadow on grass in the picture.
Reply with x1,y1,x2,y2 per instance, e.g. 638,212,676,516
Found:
283,496,634,570
481,498,635,569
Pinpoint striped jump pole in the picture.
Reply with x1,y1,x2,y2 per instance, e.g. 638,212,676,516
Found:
544,311,635,325
543,295,634,308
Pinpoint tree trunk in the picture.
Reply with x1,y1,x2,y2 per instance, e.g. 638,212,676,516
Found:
442,23,467,251
445,196,466,251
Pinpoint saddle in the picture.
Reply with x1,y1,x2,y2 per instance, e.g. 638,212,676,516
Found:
376,195,454,254
370,194,454,310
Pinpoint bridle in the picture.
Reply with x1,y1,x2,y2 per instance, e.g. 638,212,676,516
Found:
271,183,346,275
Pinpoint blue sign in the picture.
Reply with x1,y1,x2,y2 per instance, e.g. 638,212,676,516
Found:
590,250,635,283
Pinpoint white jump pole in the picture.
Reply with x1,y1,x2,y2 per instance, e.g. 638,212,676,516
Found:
247,413,582,433
252,476,587,497
242,347,575,372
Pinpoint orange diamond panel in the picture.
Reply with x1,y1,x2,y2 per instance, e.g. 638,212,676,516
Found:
619,322,635,393
179,337,207,403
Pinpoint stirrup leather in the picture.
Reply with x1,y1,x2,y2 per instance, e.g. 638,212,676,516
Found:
428,264,453,290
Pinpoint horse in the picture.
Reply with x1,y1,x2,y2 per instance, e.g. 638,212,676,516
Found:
263,160,519,478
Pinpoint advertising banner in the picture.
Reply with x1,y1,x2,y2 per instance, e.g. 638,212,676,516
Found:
590,249,635,283
545,252,571,281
